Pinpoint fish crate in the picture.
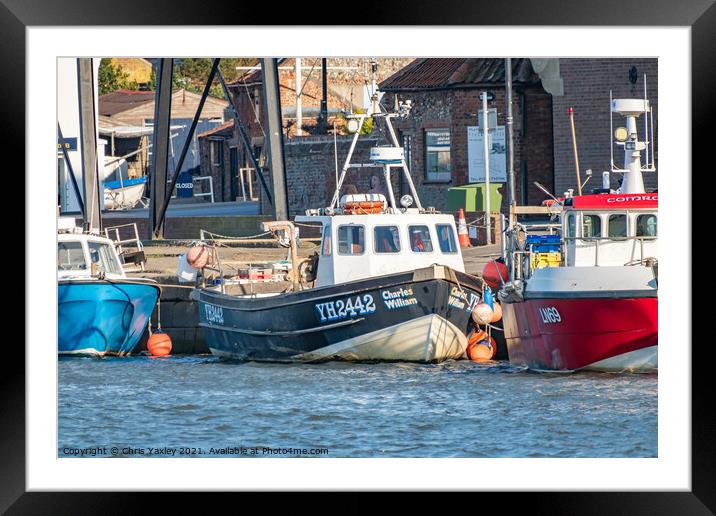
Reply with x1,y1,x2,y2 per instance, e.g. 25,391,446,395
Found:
525,234,561,253
531,252,562,270
237,267,273,280
248,267,273,280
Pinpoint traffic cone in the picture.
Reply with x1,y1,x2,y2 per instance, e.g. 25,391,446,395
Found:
457,208,471,248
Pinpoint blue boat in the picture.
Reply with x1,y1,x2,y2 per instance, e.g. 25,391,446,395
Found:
58,230,160,356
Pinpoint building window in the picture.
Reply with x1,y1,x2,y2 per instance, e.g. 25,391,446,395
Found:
374,226,401,253
337,225,364,255
425,129,451,182
211,140,223,167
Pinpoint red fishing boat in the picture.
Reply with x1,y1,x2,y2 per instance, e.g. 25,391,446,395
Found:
498,93,657,372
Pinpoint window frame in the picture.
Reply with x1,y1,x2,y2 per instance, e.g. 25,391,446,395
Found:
57,241,88,271
407,224,435,254
337,224,366,256
607,213,629,239
424,128,452,183
87,241,122,275
373,225,402,254
580,213,604,239
635,213,658,237
435,223,459,254
321,225,332,256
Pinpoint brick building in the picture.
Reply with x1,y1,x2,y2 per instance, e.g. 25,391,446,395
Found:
552,58,658,194
378,58,555,211
197,57,658,215
197,58,411,211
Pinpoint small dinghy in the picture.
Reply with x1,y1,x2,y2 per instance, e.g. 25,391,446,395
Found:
103,176,147,210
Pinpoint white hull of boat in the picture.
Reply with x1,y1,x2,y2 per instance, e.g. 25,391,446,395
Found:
209,314,468,363
104,182,145,210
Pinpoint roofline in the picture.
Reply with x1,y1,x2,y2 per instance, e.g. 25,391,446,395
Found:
380,82,543,93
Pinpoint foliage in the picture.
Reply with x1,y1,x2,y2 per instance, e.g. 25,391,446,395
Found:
172,58,257,98
352,108,374,135
98,59,138,95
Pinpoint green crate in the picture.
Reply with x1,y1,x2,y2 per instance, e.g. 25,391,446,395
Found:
447,184,503,213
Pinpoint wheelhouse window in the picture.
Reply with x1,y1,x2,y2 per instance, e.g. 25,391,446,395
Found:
58,241,86,271
436,224,458,254
425,129,451,182
565,213,576,238
608,214,628,239
581,214,602,238
337,225,365,255
321,225,332,256
374,226,401,253
636,214,657,237
87,242,122,275
408,225,434,253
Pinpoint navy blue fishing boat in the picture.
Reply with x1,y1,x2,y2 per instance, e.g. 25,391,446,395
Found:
193,103,487,363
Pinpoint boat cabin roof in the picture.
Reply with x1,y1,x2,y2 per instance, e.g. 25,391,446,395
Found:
564,193,658,211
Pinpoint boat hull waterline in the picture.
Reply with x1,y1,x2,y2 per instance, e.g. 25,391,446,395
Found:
502,296,657,372
195,266,483,363
58,280,160,356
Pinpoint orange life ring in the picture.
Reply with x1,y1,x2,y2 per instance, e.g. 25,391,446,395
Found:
343,203,383,215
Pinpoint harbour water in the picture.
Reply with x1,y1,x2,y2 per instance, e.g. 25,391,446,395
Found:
58,356,657,458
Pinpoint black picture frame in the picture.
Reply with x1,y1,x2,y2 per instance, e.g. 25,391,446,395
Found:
7,0,709,512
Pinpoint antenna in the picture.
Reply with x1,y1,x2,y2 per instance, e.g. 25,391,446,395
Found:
609,90,614,170
643,74,649,168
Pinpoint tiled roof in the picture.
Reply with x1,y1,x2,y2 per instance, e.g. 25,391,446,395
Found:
98,89,157,116
379,58,540,91
197,119,235,139
228,58,288,87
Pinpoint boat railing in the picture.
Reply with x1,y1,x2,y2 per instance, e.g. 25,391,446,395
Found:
563,236,657,267
104,222,147,272
510,235,657,279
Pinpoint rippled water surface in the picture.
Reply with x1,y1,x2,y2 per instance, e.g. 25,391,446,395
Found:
58,356,657,458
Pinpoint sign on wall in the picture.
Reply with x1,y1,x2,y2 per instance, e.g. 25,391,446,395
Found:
467,125,507,183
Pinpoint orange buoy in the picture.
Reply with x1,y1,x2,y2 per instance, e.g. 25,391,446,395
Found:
471,303,494,325
186,244,209,269
489,302,502,323
467,329,487,346
147,331,172,356
482,260,508,290
467,337,496,362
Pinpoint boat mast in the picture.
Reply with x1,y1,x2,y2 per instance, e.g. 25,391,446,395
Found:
329,58,424,212
611,77,655,195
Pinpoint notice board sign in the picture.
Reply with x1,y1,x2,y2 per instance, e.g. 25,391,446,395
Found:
467,126,507,183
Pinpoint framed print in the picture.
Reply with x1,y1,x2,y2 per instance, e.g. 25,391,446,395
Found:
7,0,710,512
